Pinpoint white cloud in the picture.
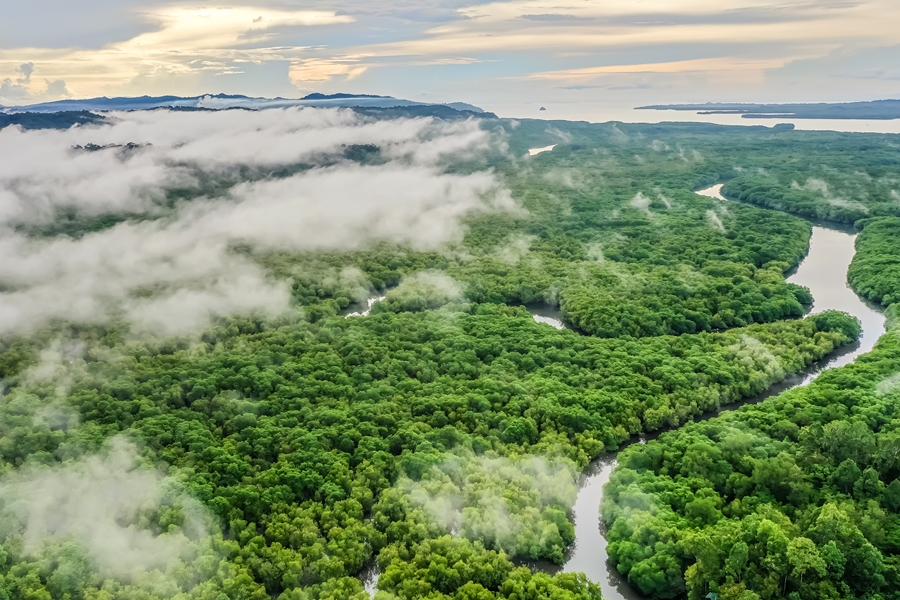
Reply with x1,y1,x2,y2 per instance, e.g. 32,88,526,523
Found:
399,454,578,556
706,209,725,232
0,437,214,582
0,108,513,336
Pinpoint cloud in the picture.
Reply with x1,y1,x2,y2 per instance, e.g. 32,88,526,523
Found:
792,178,870,214
43,79,72,97
333,0,483,22
528,56,791,81
729,334,784,379
3,0,898,106
289,57,369,84
399,453,578,556
0,436,215,583
17,62,34,84
876,372,900,396
630,191,652,215
0,78,29,102
0,107,513,336
706,209,726,232
0,62,72,105
519,14,581,22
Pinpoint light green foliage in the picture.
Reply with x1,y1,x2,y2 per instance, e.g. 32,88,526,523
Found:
376,536,602,600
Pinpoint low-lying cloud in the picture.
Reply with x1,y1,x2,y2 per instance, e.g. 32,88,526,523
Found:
0,108,514,336
399,454,578,557
0,436,215,583
706,209,726,232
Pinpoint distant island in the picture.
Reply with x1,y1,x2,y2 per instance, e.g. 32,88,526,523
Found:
638,99,900,120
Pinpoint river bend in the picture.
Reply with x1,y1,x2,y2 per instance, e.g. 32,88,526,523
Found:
554,184,886,600
363,185,885,599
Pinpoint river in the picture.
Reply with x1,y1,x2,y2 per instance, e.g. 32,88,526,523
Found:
549,184,886,600
361,186,885,598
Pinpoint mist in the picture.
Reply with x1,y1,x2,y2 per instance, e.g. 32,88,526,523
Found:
0,108,515,336
398,454,578,559
0,436,216,584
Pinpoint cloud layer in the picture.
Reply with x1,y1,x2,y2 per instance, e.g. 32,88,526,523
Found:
0,108,512,336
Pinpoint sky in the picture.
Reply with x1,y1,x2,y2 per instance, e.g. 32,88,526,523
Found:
2,0,900,119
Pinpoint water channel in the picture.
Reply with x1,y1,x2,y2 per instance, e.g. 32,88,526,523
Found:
550,184,886,600
362,185,886,598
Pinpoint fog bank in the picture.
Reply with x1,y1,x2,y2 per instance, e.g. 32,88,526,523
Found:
0,108,514,335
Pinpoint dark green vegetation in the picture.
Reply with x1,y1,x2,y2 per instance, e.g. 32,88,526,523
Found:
604,319,900,600
2,112,900,600
603,215,900,600
722,162,900,224
639,100,900,120
849,217,900,307
0,111,106,130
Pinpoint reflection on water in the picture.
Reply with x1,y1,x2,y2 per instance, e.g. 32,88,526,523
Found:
344,294,386,317
791,227,885,373
360,561,378,597
527,303,568,330
695,183,726,201
562,455,645,600
557,185,886,600
528,144,557,156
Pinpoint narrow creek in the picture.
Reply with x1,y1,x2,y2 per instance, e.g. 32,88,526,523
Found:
550,184,887,600
362,184,886,598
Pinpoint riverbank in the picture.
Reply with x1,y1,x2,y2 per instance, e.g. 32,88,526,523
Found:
556,186,886,600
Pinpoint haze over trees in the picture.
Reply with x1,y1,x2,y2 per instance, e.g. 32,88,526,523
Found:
0,107,898,600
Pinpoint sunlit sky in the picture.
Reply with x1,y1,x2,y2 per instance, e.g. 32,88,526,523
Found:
2,0,900,119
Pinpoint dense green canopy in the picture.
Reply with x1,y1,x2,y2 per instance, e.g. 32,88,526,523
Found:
603,215,900,600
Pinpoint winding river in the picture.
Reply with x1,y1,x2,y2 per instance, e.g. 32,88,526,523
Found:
362,184,885,598
549,184,886,600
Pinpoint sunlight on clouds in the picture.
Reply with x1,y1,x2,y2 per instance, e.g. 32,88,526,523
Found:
2,0,900,104
363,0,900,69
528,57,793,79
289,57,369,84
458,0,896,22
0,6,352,99
119,6,353,51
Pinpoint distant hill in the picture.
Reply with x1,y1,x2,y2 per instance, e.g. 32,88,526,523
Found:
638,99,900,120
0,111,106,130
2,93,487,115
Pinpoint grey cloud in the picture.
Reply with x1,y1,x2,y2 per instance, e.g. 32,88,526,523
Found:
0,0,157,49
43,79,72,97
772,44,900,83
0,78,30,102
17,62,34,84
514,3,864,29
331,0,492,22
